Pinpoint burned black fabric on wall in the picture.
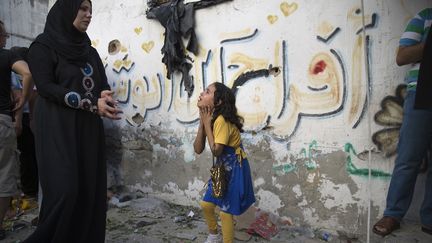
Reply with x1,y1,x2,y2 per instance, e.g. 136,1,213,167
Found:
146,0,232,97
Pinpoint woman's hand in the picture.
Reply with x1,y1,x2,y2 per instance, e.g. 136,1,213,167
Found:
97,90,122,119
101,90,114,99
97,96,122,120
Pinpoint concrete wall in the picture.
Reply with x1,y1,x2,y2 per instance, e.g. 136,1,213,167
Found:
2,0,430,236
91,0,430,235
0,0,49,48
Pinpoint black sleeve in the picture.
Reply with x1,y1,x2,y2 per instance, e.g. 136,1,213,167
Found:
27,42,98,113
93,48,111,91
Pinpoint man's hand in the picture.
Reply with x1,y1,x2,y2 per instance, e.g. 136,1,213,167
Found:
12,92,25,112
11,60,33,110
13,100,25,112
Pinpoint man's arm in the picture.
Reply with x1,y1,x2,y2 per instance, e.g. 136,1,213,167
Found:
11,60,33,111
12,89,23,136
396,43,425,66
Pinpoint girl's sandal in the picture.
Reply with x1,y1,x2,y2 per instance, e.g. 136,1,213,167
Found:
373,216,400,236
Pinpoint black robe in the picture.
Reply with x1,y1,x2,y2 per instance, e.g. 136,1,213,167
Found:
24,0,108,242
25,42,108,243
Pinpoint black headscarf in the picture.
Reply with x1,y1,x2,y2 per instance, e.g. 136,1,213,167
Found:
33,0,92,64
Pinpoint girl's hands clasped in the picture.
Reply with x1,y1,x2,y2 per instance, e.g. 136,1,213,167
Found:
199,106,214,128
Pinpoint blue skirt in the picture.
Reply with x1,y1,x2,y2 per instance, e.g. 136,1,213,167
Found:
203,146,255,215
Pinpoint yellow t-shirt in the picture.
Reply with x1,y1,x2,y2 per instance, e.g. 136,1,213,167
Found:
213,115,241,148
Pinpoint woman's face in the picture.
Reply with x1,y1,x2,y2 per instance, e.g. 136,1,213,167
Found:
73,0,92,33
197,83,216,108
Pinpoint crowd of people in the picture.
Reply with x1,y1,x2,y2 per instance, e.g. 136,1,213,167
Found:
0,0,431,242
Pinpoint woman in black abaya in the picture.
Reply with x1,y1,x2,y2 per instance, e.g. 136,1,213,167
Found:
25,0,121,242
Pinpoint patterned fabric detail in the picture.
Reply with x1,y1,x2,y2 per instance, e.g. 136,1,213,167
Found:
80,98,97,113
80,63,94,76
82,77,95,98
63,63,97,113
407,82,417,91
399,8,432,88
79,63,97,113
400,9,432,46
64,92,81,108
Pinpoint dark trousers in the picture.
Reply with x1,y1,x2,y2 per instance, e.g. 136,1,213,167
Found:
17,113,38,197
384,91,432,226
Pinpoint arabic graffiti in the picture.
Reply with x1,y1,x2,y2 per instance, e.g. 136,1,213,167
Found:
95,4,386,144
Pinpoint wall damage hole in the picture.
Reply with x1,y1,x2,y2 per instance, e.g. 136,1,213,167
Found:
108,39,121,55
132,113,145,125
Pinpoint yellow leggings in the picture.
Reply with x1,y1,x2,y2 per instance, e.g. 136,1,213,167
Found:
200,201,234,243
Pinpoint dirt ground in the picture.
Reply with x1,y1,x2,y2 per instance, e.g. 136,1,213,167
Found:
2,195,432,243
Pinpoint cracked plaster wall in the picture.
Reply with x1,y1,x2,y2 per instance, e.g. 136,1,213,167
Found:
93,0,430,235
0,0,49,48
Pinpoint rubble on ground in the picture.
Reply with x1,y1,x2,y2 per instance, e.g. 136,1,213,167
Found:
2,193,431,243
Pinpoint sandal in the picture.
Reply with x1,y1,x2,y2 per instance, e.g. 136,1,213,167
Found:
422,226,432,235
373,216,400,236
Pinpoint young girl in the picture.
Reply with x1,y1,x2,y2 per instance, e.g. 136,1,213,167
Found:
194,82,255,243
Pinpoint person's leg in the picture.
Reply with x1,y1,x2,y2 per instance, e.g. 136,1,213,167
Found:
420,149,432,229
0,115,20,240
220,211,234,243
0,197,10,227
384,91,432,220
17,113,38,197
0,197,10,239
200,201,218,234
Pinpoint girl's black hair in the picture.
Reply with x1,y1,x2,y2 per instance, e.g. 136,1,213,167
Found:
211,82,244,132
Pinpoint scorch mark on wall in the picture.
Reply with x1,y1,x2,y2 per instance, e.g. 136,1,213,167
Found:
372,84,406,157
